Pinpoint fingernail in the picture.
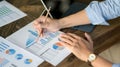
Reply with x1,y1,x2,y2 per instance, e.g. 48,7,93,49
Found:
56,42,63,46
58,38,61,41
60,33,65,36
39,21,43,24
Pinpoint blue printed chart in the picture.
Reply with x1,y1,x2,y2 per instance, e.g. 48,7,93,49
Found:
26,30,60,48
24,59,33,64
39,32,60,45
26,30,38,48
5,21,71,66
5,49,16,55
53,42,64,50
0,37,44,67
0,1,27,27
0,58,10,67
15,54,23,60
0,42,10,52
0,42,33,65
0,42,16,55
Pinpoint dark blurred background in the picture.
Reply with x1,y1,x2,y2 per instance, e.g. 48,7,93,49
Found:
6,0,104,19
42,0,103,18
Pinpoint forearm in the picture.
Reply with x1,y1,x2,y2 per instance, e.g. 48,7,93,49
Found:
58,10,91,29
58,0,120,29
91,56,112,67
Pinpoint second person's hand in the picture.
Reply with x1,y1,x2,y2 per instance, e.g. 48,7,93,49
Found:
59,33,93,62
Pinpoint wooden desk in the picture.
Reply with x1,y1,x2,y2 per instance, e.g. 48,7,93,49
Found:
0,0,120,67
38,18,120,67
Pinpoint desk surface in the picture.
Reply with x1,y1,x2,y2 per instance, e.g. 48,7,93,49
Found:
0,0,120,67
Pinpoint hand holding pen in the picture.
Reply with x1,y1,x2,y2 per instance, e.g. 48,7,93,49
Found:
33,7,61,37
39,7,51,37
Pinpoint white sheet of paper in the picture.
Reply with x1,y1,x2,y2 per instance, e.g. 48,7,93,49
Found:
6,22,71,66
0,37,44,67
0,1,27,27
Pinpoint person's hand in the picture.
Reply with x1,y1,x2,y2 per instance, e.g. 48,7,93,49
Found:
59,33,93,62
33,16,61,36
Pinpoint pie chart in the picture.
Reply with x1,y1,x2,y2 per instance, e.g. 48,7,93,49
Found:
5,49,16,55
53,42,64,50
24,59,33,64
15,54,23,60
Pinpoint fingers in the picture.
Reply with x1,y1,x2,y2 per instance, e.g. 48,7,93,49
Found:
67,33,80,40
84,33,93,51
66,33,83,44
59,33,80,47
33,16,50,36
60,33,77,43
34,16,50,26
33,16,60,34
60,41,72,49
84,33,93,45
35,16,47,23
59,33,82,53
59,37,73,45
33,19,44,37
59,33,92,47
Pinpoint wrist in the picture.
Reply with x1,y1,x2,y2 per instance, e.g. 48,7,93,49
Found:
82,51,93,62
86,53,97,66
57,19,65,29
91,56,113,67
88,53,97,62
51,19,63,31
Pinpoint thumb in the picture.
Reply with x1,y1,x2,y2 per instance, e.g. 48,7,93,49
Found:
85,32,93,49
84,32,93,46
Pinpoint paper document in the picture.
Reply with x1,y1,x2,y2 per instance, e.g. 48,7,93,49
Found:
6,22,71,66
0,37,44,67
0,1,27,27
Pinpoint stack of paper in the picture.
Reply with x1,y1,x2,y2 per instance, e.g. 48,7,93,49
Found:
0,1,26,27
6,22,71,66
0,37,44,67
